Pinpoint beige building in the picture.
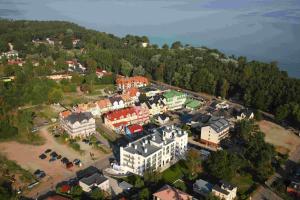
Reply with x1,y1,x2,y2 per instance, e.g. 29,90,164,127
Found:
212,181,237,200
79,173,109,192
60,112,96,138
120,125,188,175
200,117,230,148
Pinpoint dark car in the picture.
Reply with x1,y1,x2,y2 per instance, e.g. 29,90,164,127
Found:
61,157,69,164
68,178,78,186
57,155,62,160
66,162,73,169
45,149,52,154
49,157,57,162
39,154,47,160
34,169,46,179
50,151,58,158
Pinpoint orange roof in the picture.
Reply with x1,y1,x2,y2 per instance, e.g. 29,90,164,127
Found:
105,107,136,121
97,99,111,109
153,185,193,200
116,76,149,85
60,110,72,118
128,87,139,97
121,93,131,101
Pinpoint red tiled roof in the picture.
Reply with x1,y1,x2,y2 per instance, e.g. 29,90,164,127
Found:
60,110,72,118
127,87,139,97
105,107,136,121
127,124,143,134
153,185,193,200
116,76,149,85
61,185,71,193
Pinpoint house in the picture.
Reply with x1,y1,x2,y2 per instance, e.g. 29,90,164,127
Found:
60,112,96,138
95,68,112,78
109,96,125,110
235,108,254,121
287,179,300,198
59,110,72,119
193,179,214,197
153,184,193,200
0,50,19,59
79,173,109,192
141,42,148,48
199,116,230,148
77,102,101,117
116,76,149,90
145,95,167,116
156,114,170,125
212,181,237,200
185,98,203,110
120,125,188,175
139,86,162,97
287,166,300,198
124,87,140,102
211,101,229,110
96,99,112,114
125,124,143,136
66,60,86,74
118,181,133,192
163,90,187,110
47,74,72,81
7,59,24,66
104,105,149,132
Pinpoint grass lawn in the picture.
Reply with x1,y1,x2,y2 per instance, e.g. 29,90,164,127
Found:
162,161,186,184
231,173,256,199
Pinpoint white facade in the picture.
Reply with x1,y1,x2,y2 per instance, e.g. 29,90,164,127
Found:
120,125,188,175
212,183,237,200
200,118,230,147
60,112,96,138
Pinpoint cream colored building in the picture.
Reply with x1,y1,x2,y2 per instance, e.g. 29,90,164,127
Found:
120,125,188,175
79,173,109,192
60,112,96,138
212,181,237,200
200,117,230,148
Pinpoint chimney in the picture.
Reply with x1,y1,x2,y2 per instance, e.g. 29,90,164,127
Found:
134,144,137,149
152,135,155,140
144,148,148,153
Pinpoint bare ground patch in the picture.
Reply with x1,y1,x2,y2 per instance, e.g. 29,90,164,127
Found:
259,120,300,155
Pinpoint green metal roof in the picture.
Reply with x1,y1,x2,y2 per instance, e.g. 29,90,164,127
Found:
163,90,185,99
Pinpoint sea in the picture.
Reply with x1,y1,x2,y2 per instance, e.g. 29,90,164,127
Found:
0,0,299,78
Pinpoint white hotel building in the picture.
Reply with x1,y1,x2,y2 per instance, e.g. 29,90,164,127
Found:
60,112,96,138
120,125,188,175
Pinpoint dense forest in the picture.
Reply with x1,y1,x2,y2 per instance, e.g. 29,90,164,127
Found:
0,19,300,132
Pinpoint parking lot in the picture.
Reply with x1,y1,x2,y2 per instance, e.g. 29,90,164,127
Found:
0,126,109,197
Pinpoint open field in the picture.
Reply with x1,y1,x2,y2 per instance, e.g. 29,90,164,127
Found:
0,127,108,197
259,120,300,154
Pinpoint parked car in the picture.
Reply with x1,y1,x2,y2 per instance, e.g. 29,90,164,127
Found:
34,169,46,179
66,162,73,169
49,157,57,162
44,149,52,154
39,154,47,160
57,155,62,160
61,157,69,164
73,159,82,166
68,178,78,186
50,151,58,158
